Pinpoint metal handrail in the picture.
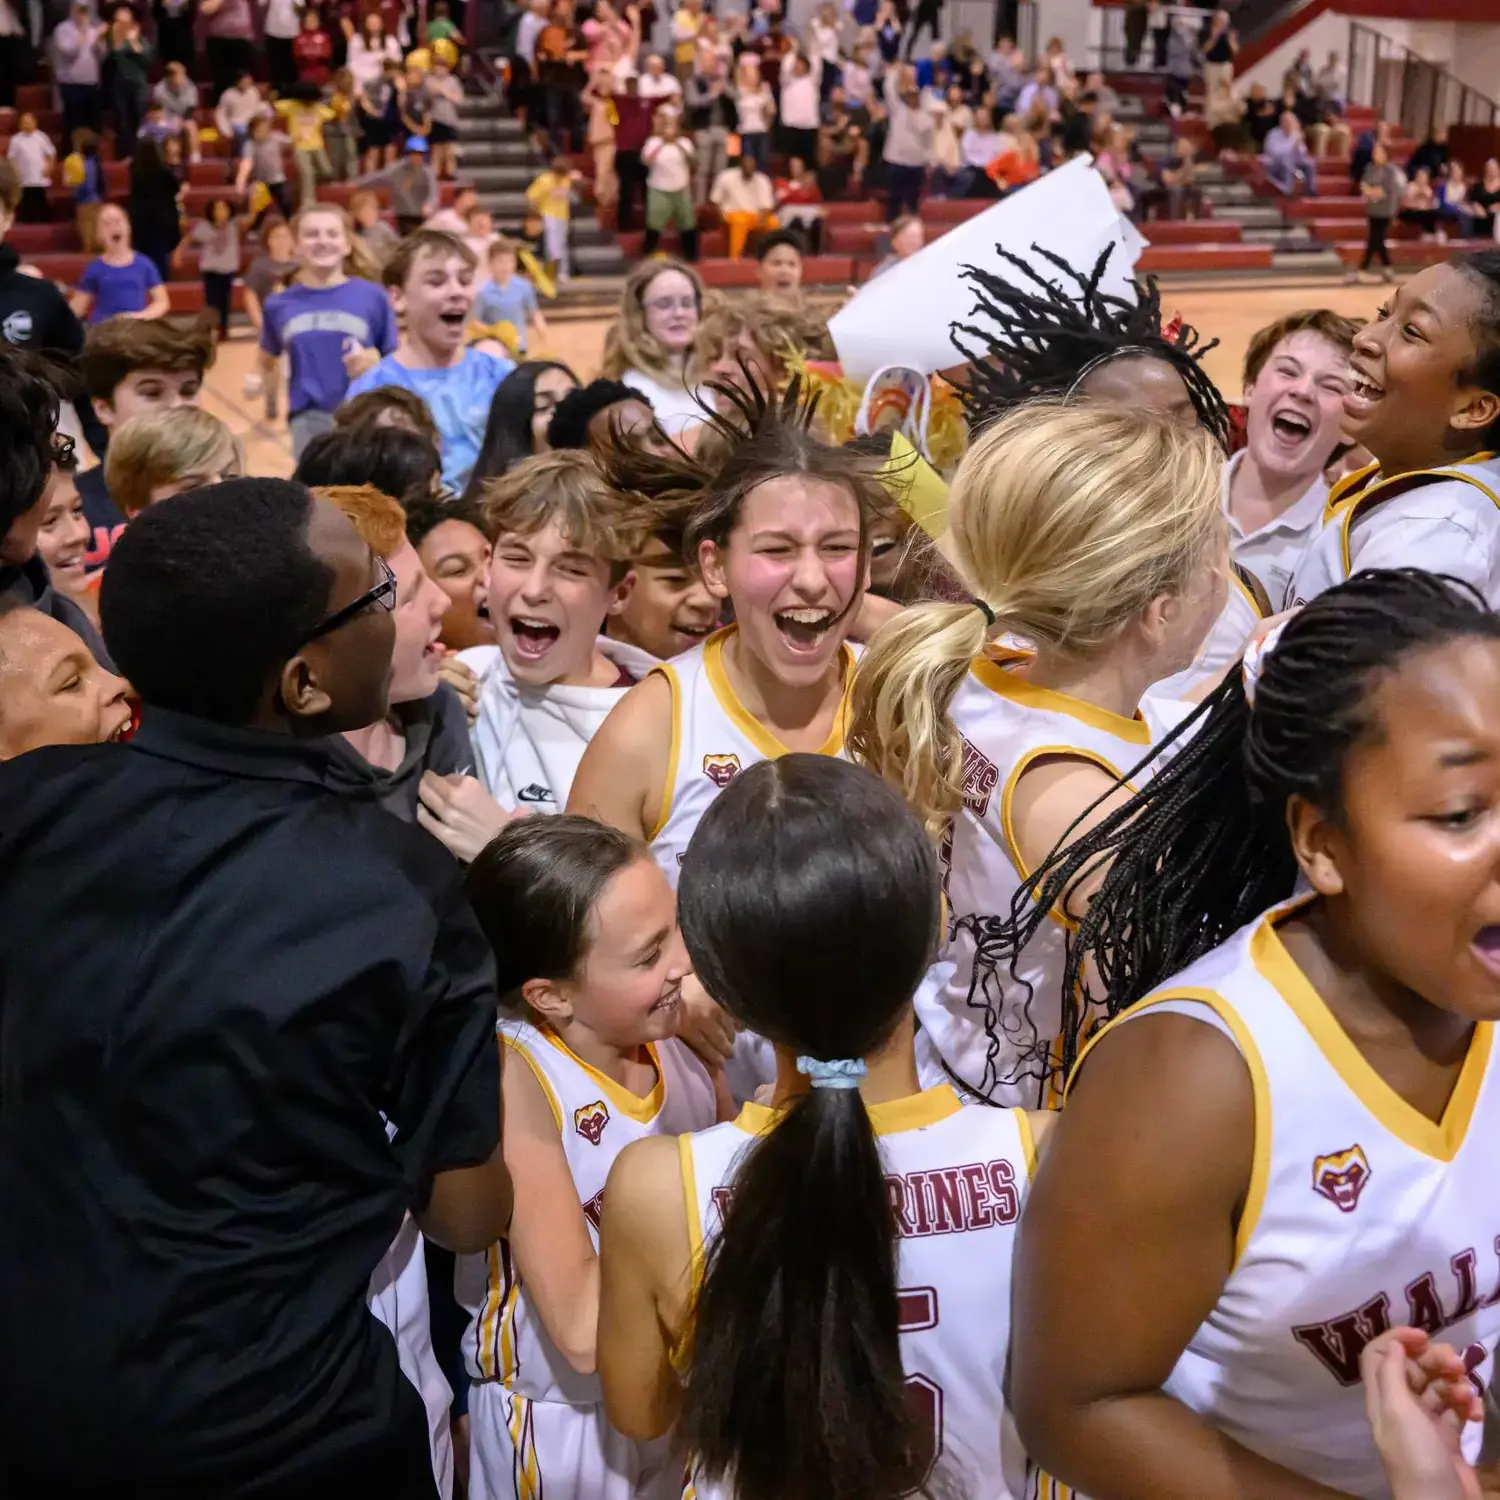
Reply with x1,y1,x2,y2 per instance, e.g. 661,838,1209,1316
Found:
1346,18,1500,139
1092,4,1211,75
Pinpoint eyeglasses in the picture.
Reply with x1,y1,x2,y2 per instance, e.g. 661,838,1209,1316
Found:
643,295,698,313
302,555,397,644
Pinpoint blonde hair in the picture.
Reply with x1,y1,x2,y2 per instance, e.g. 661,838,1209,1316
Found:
311,483,408,559
600,257,710,385
105,407,243,517
848,400,1225,832
689,294,833,385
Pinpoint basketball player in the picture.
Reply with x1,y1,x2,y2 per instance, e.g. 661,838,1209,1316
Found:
1226,310,1358,606
598,755,1052,1500
1290,252,1500,608
952,244,1265,698
1003,569,1500,1497
849,401,1225,1107
455,817,720,1500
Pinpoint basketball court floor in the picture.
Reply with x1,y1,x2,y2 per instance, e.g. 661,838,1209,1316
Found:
199,280,1392,480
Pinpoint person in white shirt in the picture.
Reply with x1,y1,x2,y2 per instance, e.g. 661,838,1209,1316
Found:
732,53,775,171
1289,253,1500,610
1226,308,1358,606
777,53,821,166
7,112,55,223
709,154,776,258
600,257,707,437
637,52,683,112
214,70,269,148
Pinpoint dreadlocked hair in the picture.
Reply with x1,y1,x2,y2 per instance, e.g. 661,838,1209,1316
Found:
1005,569,1500,1083
949,243,1232,452
595,368,898,586
848,398,1225,835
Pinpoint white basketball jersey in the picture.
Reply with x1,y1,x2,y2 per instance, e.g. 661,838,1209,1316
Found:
1152,565,1269,701
1287,455,1500,609
682,1086,1035,1500
1084,900,1500,1498
458,1020,717,1405
648,626,857,888
922,651,1181,1107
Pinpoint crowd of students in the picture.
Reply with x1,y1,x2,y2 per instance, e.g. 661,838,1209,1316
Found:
7,152,1500,1500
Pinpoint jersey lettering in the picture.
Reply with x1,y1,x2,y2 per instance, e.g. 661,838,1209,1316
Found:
958,737,999,818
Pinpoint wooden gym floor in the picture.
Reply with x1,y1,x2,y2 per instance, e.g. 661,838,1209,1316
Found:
201,280,1392,481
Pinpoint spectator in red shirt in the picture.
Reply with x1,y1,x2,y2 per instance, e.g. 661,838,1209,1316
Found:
295,7,335,86
612,75,656,233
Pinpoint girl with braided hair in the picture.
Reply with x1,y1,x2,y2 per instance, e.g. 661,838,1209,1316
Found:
1008,568,1500,1499
848,399,1227,1107
950,242,1274,700
1289,251,1500,610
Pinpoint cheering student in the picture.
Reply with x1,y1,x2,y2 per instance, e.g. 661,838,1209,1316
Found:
0,600,130,758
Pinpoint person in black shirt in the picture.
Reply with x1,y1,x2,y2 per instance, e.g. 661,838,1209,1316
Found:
0,477,511,1499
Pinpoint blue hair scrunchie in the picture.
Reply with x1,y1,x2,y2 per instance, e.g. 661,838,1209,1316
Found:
796,1056,868,1090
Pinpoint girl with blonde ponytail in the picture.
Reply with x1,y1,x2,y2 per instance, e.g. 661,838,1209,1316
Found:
849,398,1227,1106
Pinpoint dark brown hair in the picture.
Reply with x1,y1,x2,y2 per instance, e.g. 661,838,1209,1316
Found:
80,315,217,401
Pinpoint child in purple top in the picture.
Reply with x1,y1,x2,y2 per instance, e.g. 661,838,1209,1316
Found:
258,203,397,456
69,204,169,324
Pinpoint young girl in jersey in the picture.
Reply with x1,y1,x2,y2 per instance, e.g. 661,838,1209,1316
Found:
848,399,1226,1106
1006,569,1500,1498
1289,250,1500,609
456,816,720,1500
598,753,1051,1500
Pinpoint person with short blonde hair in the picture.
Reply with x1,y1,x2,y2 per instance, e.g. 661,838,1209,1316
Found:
849,399,1228,1106
104,406,244,518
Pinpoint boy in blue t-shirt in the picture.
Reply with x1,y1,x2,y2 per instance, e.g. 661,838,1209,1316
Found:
470,237,546,357
70,204,169,324
258,203,397,457
346,229,514,494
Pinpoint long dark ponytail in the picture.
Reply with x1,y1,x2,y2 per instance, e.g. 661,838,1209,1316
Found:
1006,569,1500,1079
675,754,942,1500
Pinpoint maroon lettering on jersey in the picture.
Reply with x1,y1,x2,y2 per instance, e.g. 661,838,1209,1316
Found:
887,1173,917,1238
581,1189,605,1231
929,1168,966,1234
958,737,1000,818
1292,1293,1393,1385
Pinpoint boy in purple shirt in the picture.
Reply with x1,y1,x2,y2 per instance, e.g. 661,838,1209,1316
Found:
258,204,397,456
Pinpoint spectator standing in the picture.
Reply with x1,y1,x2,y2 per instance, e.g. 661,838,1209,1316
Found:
103,5,151,157
734,51,774,172
904,0,941,60
638,51,683,113
278,86,336,210
882,62,933,220
357,134,437,236
842,42,873,114
51,2,104,146
1015,64,1057,119
324,66,361,177
613,74,654,232
472,237,547,355
259,203,397,454
296,6,335,83
580,0,637,78
711,152,776,257
1205,75,1247,154
1123,1,1148,67
1245,81,1278,151
1262,109,1317,196
347,230,516,494
818,99,866,198
70,203,170,323
1163,17,1196,117
0,0,22,112
509,0,549,125
1349,139,1399,283
128,138,185,283
642,111,697,257
670,0,703,81
809,2,843,101
189,197,240,338
199,0,256,101
1316,49,1344,114
956,104,1003,197
263,0,302,93
63,128,106,252
778,54,820,168
153,60,202,163
152,0,196,69
582,68,619,213
8,113,55,224
1201,9,1237,102
356,56,398,170
524,156,577,281
215,69,268,150
426,54,463,180
686,55,734,206
874,0,901,67
751,12,792,93
398,57,432,148
347,9,403,92
236,113,294,221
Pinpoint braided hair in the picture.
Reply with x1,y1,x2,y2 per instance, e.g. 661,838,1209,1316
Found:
949,243,1232,451
994,569,1500,1084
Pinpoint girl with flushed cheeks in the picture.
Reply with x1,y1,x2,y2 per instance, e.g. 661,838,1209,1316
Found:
33,465,97,623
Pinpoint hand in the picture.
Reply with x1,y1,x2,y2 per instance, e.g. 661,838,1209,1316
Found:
674,971,738,1068
416,772,520,863
1360,1327,1482,1500
437,651,480,722
342,336,379,379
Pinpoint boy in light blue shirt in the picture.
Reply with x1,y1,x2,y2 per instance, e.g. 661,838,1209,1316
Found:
346,228,513,494
470,237,547,356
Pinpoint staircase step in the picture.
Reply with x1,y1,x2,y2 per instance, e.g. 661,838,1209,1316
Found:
453,140,540,166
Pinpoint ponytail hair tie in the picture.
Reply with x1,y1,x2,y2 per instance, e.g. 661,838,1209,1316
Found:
796,1056,867,1090
971,597,997,627
1241,619,1287,707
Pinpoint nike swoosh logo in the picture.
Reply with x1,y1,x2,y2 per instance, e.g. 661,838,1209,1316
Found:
516,784,555,803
